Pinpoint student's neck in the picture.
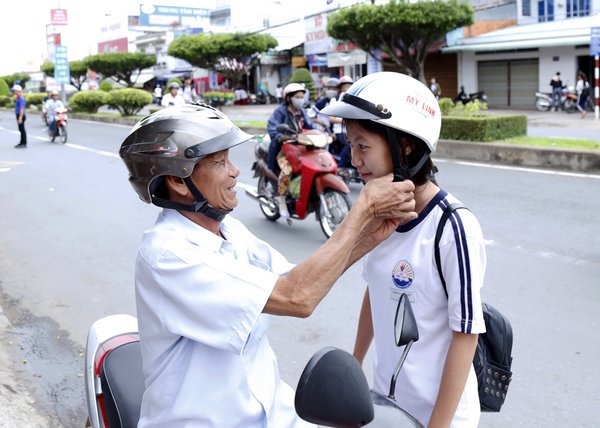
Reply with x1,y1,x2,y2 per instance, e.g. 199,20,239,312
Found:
413,180,439,214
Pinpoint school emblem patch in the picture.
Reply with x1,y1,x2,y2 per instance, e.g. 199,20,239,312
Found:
392,260,414,289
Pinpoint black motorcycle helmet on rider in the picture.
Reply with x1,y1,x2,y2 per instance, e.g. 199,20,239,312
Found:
320,72,441,182
119,103,253,221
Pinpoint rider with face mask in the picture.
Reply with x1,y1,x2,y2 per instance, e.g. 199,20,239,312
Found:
267,83,315,218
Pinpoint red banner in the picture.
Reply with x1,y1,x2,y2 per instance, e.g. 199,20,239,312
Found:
50,9,68,26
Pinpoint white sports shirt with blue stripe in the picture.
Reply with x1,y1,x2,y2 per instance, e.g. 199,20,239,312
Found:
361,189,486,428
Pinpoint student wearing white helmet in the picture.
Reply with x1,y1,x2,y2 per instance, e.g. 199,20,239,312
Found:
322,72,487,428
266,82,315,217
119,103,418,427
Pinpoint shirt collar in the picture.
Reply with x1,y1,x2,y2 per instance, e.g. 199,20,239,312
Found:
162,208,227,252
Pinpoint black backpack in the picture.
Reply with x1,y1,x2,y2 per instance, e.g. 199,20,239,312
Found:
434,203,513,412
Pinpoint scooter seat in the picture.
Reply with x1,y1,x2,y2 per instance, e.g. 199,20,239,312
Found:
100,341,145,428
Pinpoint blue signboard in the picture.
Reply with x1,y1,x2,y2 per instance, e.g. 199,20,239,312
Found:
139,4,209,28
54,45,70,84
590,27,600,56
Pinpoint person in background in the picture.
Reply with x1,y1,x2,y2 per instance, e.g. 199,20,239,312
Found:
181,77,198,104
44,90,65,138
314,77,340,111
550,71,563,112
327,75,354,168
267,83,315,218
118,103,418,427
429,77,442,99
575,70,590,119
161,82,186,108
153,84,163,105
12,85,27,149
322,72,486,428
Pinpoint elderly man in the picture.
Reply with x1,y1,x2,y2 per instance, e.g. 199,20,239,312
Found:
119,103,417,427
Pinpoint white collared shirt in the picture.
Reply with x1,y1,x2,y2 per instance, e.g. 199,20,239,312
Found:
136,209,314,427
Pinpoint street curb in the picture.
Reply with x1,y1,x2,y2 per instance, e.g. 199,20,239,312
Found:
436,139,600,173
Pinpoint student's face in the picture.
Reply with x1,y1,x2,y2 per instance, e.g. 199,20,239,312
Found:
345,120,393,183
191,149,240,210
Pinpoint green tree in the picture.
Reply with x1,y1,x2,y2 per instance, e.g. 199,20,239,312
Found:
0,73,31,89
41,60,90,90
168,32,277,87
84,52,156,88
327,0,474,82
0,79,10,96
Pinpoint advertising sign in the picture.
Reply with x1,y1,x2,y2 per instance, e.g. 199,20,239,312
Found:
50,9,68,26
139,4,210,28
54,45,70,85
304,13,334,55
590,27,600,56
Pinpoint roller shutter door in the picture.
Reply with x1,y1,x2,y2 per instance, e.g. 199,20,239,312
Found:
478,58,538,108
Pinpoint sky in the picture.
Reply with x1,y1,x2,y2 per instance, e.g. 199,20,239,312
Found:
0,0,344,76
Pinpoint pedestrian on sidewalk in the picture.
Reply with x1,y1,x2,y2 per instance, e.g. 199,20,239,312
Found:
12,85,27,149
550,71,563,111
576,70,590,119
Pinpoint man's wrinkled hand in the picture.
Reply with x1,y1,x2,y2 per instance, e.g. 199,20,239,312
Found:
361,173,417,222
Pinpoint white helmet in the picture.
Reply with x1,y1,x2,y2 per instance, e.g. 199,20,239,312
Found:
320,72,440,153
12,84,23,92
283,82,306,98
338,75,354,85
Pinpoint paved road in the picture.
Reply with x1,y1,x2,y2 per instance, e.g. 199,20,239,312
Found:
1,108,599,427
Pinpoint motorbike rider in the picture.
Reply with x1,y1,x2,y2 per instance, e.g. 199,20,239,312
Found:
327,75,354,169
161,82,186,107
267,83,315,218
119,103,418,427
44,90,65,136
321,72,487,428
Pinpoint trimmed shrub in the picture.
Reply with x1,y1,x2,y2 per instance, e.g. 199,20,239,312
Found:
100,80,113,92
0,95,10,107
69,90,107,113
24,93,48,107
0,79,9,96
441,115,527,142
105,88,153,116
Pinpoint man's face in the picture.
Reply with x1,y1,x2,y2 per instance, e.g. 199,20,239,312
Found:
191,149,240,210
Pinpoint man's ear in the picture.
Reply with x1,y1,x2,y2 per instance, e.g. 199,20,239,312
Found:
165,175,189,198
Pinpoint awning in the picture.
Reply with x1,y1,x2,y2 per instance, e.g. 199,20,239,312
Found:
259,19,304,51
443,15,600,53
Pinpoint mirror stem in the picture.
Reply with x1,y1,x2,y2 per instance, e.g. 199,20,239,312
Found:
388,341,413,400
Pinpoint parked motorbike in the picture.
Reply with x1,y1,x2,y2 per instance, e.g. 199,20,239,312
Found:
245,124,352,239
454,86,488,105
50,106,68,143
295,292,423,427
535,86,578,113
84,314,144,428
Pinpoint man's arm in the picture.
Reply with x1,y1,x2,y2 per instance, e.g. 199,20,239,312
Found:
264,174,416,317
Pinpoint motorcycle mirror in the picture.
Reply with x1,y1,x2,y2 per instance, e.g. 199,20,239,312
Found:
295,347,374,427
394,293,419,347
388,293,419,400
276,123,293,134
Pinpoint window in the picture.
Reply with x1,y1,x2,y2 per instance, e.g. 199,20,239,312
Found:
523,0,531,16
567,0,591,17
538,0,554,22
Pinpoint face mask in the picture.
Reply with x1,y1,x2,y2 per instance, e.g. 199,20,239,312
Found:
291,98,304,110
325,89,338,100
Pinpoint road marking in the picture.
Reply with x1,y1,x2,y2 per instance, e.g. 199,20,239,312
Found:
435,159,600,179
66,143,119,158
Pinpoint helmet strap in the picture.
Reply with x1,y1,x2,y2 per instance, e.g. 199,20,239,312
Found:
150,177,231,221
385,128,411,182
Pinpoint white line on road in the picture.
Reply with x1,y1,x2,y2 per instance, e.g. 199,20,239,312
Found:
435,158,600,180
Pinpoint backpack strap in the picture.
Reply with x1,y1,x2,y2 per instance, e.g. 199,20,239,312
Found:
434,202,468,298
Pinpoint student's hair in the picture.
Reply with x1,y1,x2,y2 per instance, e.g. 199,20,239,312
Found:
347,119,436,186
